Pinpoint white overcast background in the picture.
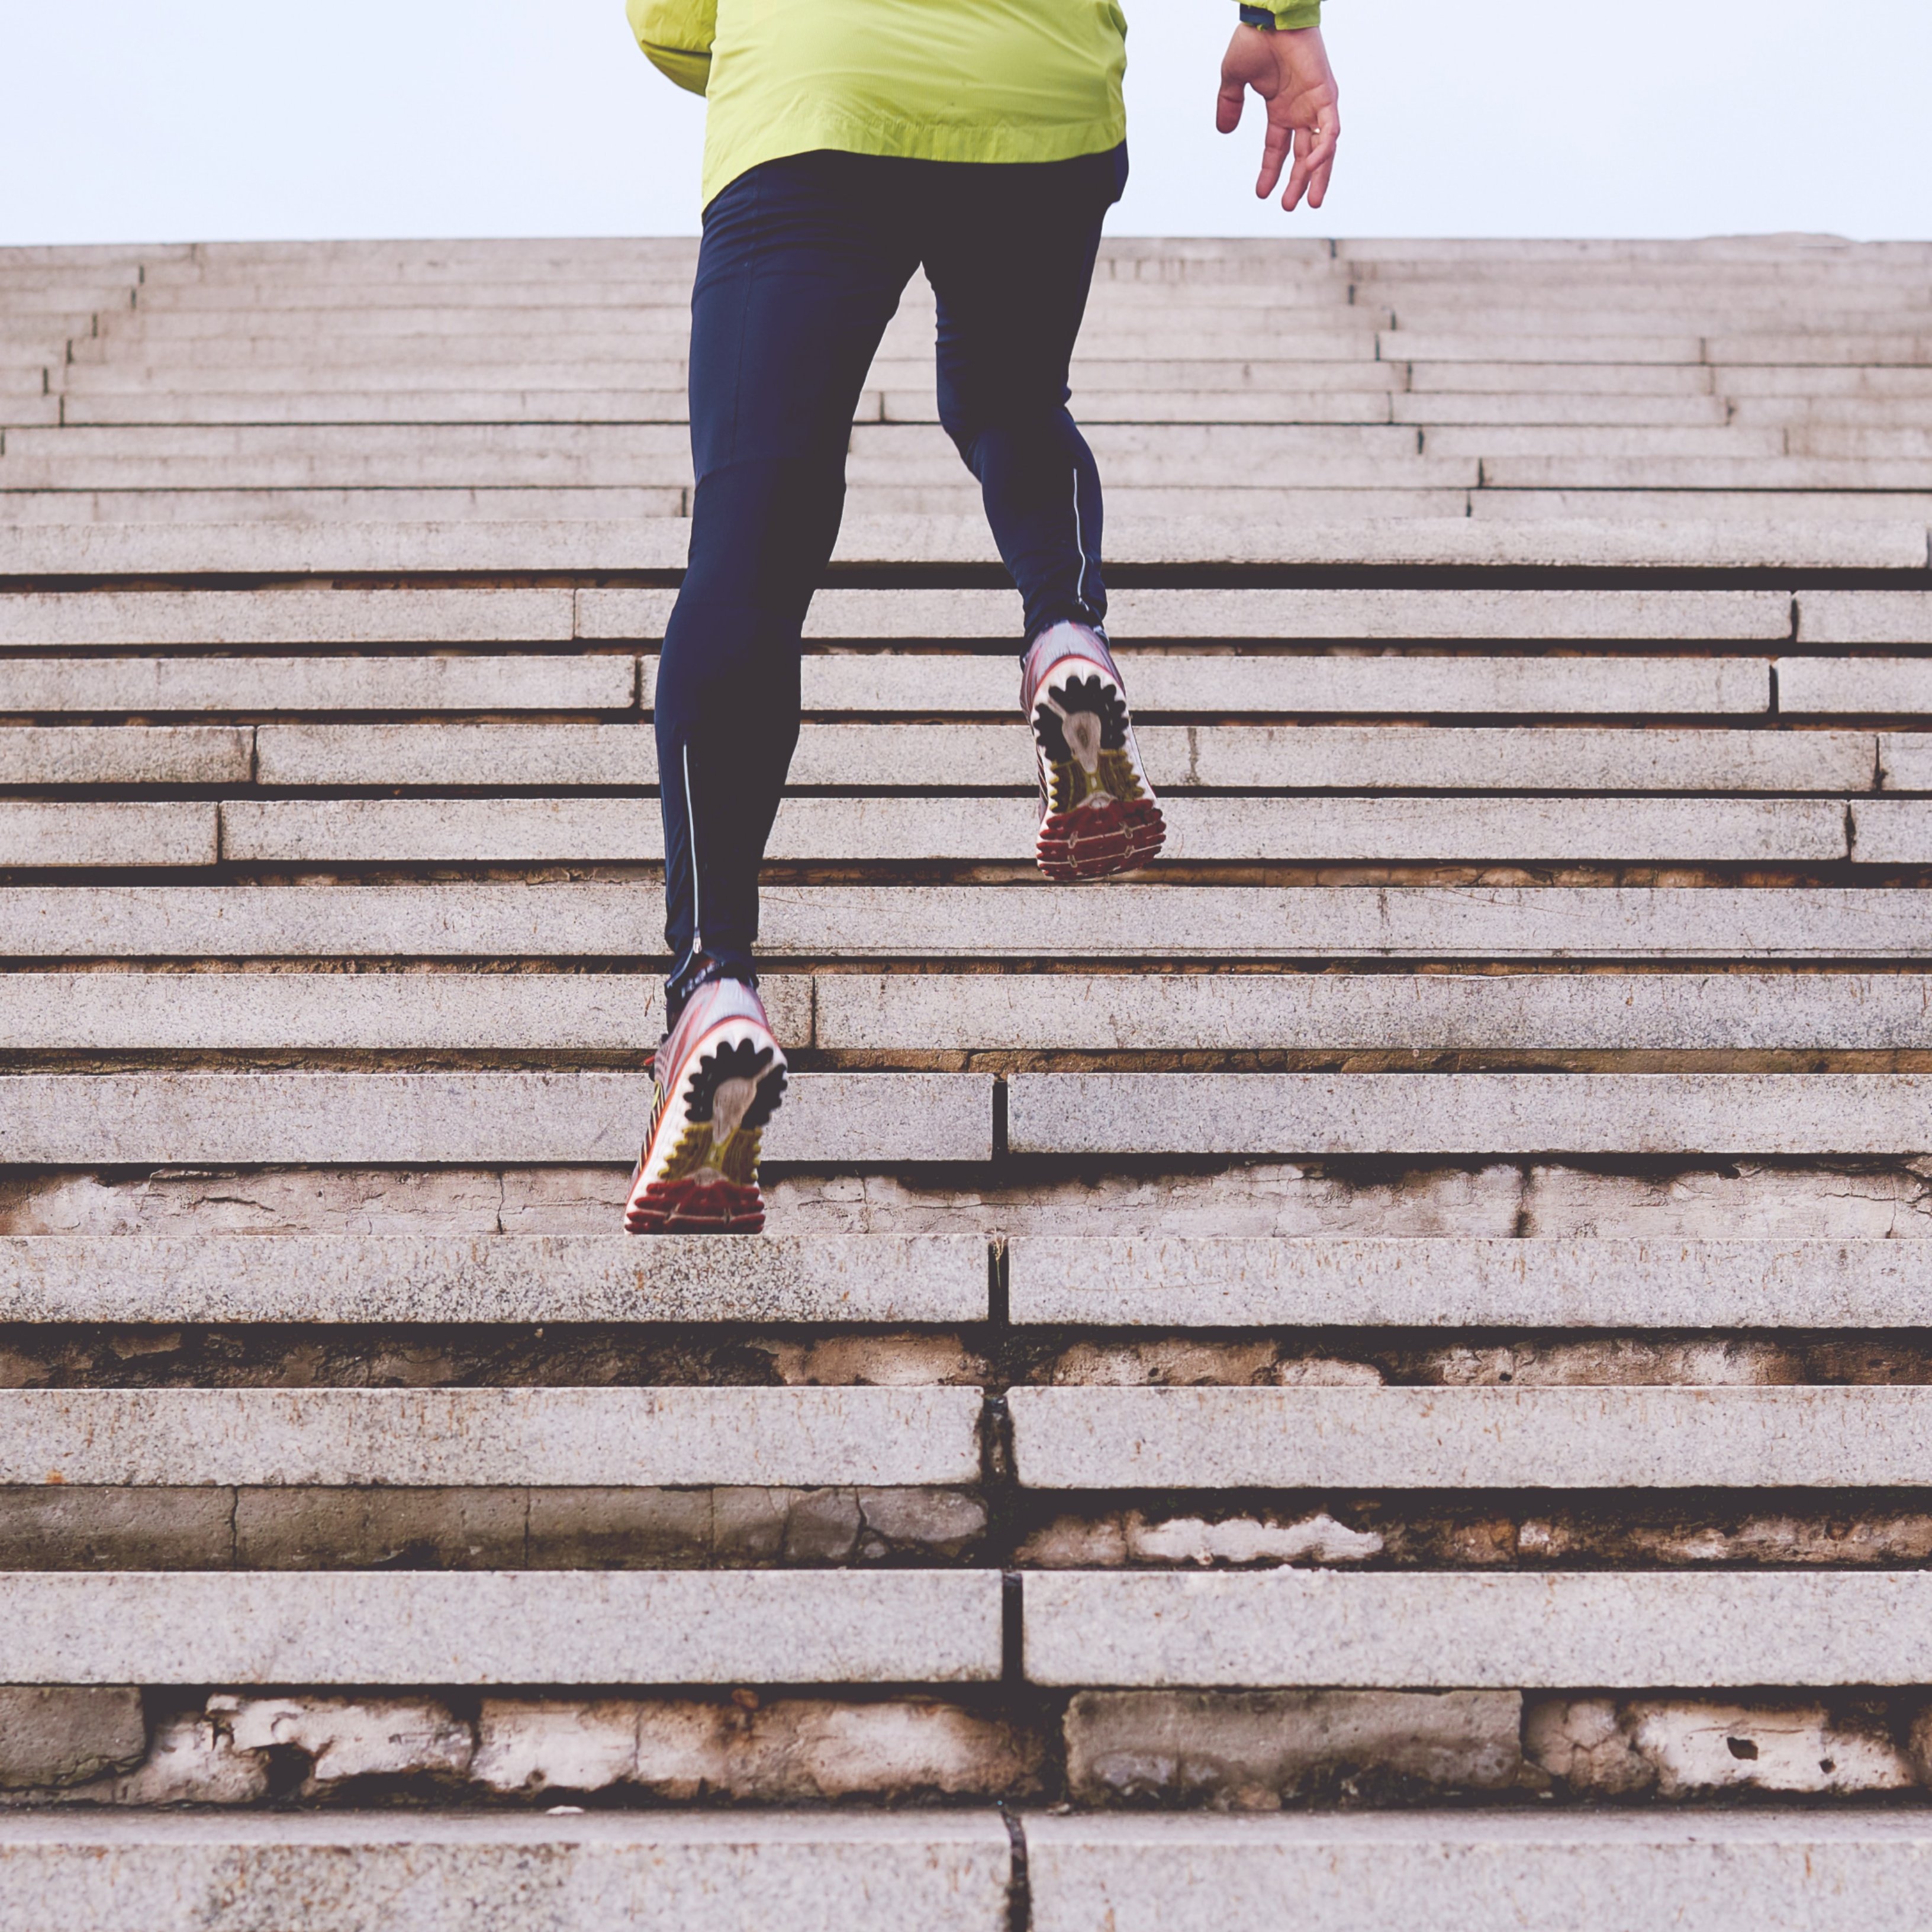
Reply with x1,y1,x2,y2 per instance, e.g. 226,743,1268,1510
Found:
2,0,1927,244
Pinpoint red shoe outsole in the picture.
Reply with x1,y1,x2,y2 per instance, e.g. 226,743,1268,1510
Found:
1036,797,1166,881
624,1176,767,1234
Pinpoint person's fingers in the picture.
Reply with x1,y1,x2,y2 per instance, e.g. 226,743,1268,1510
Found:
1215,75,1247,135
1282,119,1339,211
1255,113,1293,199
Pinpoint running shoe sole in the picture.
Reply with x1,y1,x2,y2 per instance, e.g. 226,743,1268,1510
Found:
1029,655,1165,881
624,1015,788,1234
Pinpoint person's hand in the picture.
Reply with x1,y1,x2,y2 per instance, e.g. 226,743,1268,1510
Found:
1216,24,1339,211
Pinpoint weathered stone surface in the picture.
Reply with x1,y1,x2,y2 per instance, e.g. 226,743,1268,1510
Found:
822,971,1932,1052
1064,1690,1522,1805
1023,1571,1932,1688
0,1232,986,1323
215,1695,474,1792
14,884,1932,962
1007,1236,1932,1328
0,1812,1012,1932
0,801,215,867
1016,1510,1384,1570
1023,1812,1932,1932
1009,1386,1932,1490
0,1071,993,1165
0,653,635,714
0,1487,234,1569
473,1696,1039,1801
1007,1073,1932,1158
0,1570,1004,1683
0,1688,145,1791
0,971,811,1051
233,1487,526,1571
1525,1697,1915,1797
1876,732,1932,790
1853,798,1932,861
0,1387,983,1487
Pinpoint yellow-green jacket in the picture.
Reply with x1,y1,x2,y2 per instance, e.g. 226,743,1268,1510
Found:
627,1,1321,207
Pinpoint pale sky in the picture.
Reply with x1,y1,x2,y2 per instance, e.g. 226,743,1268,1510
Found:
2,1,1928,245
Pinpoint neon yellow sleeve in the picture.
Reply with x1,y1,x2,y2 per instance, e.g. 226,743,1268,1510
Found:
627,0,716,96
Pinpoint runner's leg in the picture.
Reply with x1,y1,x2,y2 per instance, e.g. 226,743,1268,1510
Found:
658,152,919,1012
920,144,1128,646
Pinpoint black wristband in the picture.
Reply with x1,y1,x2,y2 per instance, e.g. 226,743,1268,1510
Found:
1238,5,1278,26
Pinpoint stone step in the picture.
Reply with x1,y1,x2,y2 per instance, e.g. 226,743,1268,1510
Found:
0,585,1797,649
1024,1812,1932,1932
1385,333,1704,365
9,968,1928,1055
1847,799,1932,861
1480,456,1932,491
1409,362,1719,395
0,798,216,866
1003,1073,1932,1157
0,511,1913,574
0,972,810,1051
0,1570,1003,1685
1023,1570,1932,1689
0,587,577,646
224,723,1872,794
0,1812,1012,1932
0,1386,982,1487
0,654,637,714
1719,363,1932,397
0,653,1783,723
814,971,1932,1052
1392,393,1731,427
1004,1235,1932,1328
0,1233,987,1324
1424,426,1786,459
211,795,1853,865
0,726,250,784
0,1072,992,1165
1008,1385,1932,1490
6,884,1924,963
1796,591,1932,644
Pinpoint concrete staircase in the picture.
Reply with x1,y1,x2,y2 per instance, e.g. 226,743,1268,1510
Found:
2,233,1932,1928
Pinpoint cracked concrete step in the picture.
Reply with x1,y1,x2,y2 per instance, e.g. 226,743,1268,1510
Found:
1008,1385,1932,1490
234,723,1872,794
0,513,1915,574
1025,1813,1932,1932
0,1813,1012,1932
212,795,1853,864
1024,1570,1932,1688
0,726,251,784
0,1233,988,1324
1004,1235,1932,1328
0,655,637,714
0,799,216,866
0,972,811,1051
8,884,1927,962
0,1072,994,1165
1003,1073,1932,1157
814,971,1932,1052
0,1570,1004,1685
0,1386,982,1487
